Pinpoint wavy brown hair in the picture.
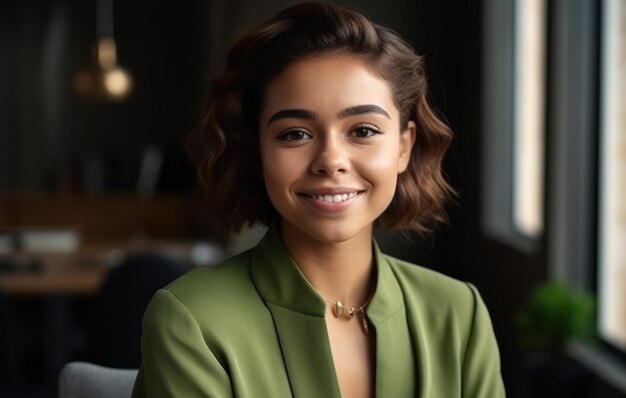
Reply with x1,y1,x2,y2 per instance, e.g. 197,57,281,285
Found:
187,1,455,235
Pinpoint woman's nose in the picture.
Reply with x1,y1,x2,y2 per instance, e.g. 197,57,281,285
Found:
310,138,350,176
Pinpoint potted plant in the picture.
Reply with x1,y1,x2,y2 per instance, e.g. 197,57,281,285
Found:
516,281,596,397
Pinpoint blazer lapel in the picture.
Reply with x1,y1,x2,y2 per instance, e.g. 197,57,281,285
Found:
250,225,341,398
266,304,342,398
368,246,418,397
371,307,416,397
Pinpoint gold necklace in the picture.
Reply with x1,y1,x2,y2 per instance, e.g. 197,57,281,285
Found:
323,289,374,334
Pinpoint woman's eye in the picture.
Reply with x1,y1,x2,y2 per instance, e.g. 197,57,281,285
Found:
277,130,312,142
349,126,381,138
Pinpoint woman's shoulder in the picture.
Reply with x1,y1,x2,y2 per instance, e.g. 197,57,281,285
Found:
383,254,470,292
169,250,252,289
155,250,262,318
381,253,482,319
380,255,505,396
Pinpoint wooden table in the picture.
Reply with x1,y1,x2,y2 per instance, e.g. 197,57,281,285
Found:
0,253,109,296
0,240,197,295
0,241,198,389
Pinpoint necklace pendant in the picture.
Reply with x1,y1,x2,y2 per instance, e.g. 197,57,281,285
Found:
334,301,345,318
346,306,355,318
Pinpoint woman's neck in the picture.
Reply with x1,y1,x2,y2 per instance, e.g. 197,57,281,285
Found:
280,220,376,308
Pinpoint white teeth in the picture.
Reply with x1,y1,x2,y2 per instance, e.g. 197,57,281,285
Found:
309,192,359,203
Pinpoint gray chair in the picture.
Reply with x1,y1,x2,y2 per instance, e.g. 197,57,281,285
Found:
59,361,138,398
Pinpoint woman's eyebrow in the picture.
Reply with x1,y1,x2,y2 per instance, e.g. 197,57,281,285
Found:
337,104,391,119
267,109,318,125
266,104,390,125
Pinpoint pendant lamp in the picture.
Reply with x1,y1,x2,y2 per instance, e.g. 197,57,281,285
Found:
74,0,133,101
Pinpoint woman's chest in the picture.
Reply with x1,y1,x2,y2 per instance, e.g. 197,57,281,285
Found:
326,313,376,398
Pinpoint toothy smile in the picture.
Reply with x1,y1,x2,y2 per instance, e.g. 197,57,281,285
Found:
303,192,361,203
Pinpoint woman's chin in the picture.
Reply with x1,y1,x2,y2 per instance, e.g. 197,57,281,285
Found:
280,218,373,246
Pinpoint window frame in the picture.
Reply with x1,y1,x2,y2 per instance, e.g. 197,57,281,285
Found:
547,0,626,391
481,0,547,253
597,0,626,358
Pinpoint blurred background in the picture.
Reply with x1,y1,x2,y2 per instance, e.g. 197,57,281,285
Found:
0,0,625,397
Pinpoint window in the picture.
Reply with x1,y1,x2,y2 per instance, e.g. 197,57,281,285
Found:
482,0,546,249
598,0,626,352
548,0,626,390
512,0,546,237
485,0,626,389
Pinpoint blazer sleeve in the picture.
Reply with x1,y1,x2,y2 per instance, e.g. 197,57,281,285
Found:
132,289,233,398
461,283,506,398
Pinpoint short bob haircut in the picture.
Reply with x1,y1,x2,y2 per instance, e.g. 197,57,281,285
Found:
187,1,454,235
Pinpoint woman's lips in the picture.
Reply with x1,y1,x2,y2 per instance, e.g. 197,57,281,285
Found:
298,191,364,212
303,191,359,203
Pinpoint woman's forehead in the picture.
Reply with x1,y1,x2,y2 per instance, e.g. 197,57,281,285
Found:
259,54,398,124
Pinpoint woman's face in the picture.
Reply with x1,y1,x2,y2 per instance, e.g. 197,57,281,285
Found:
259,54,415,245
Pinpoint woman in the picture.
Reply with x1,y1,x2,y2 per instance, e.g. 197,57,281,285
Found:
132,2,505,397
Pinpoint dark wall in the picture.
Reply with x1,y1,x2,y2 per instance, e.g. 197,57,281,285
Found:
0,2,21,191
1,0,204,192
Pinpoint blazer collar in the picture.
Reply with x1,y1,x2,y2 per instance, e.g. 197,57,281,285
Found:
249,224,403,325
250,224,326,316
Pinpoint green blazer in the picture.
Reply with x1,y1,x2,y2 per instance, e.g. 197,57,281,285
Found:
132,226,505,397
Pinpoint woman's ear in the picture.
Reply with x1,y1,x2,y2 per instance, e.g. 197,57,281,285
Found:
398,121,416,173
